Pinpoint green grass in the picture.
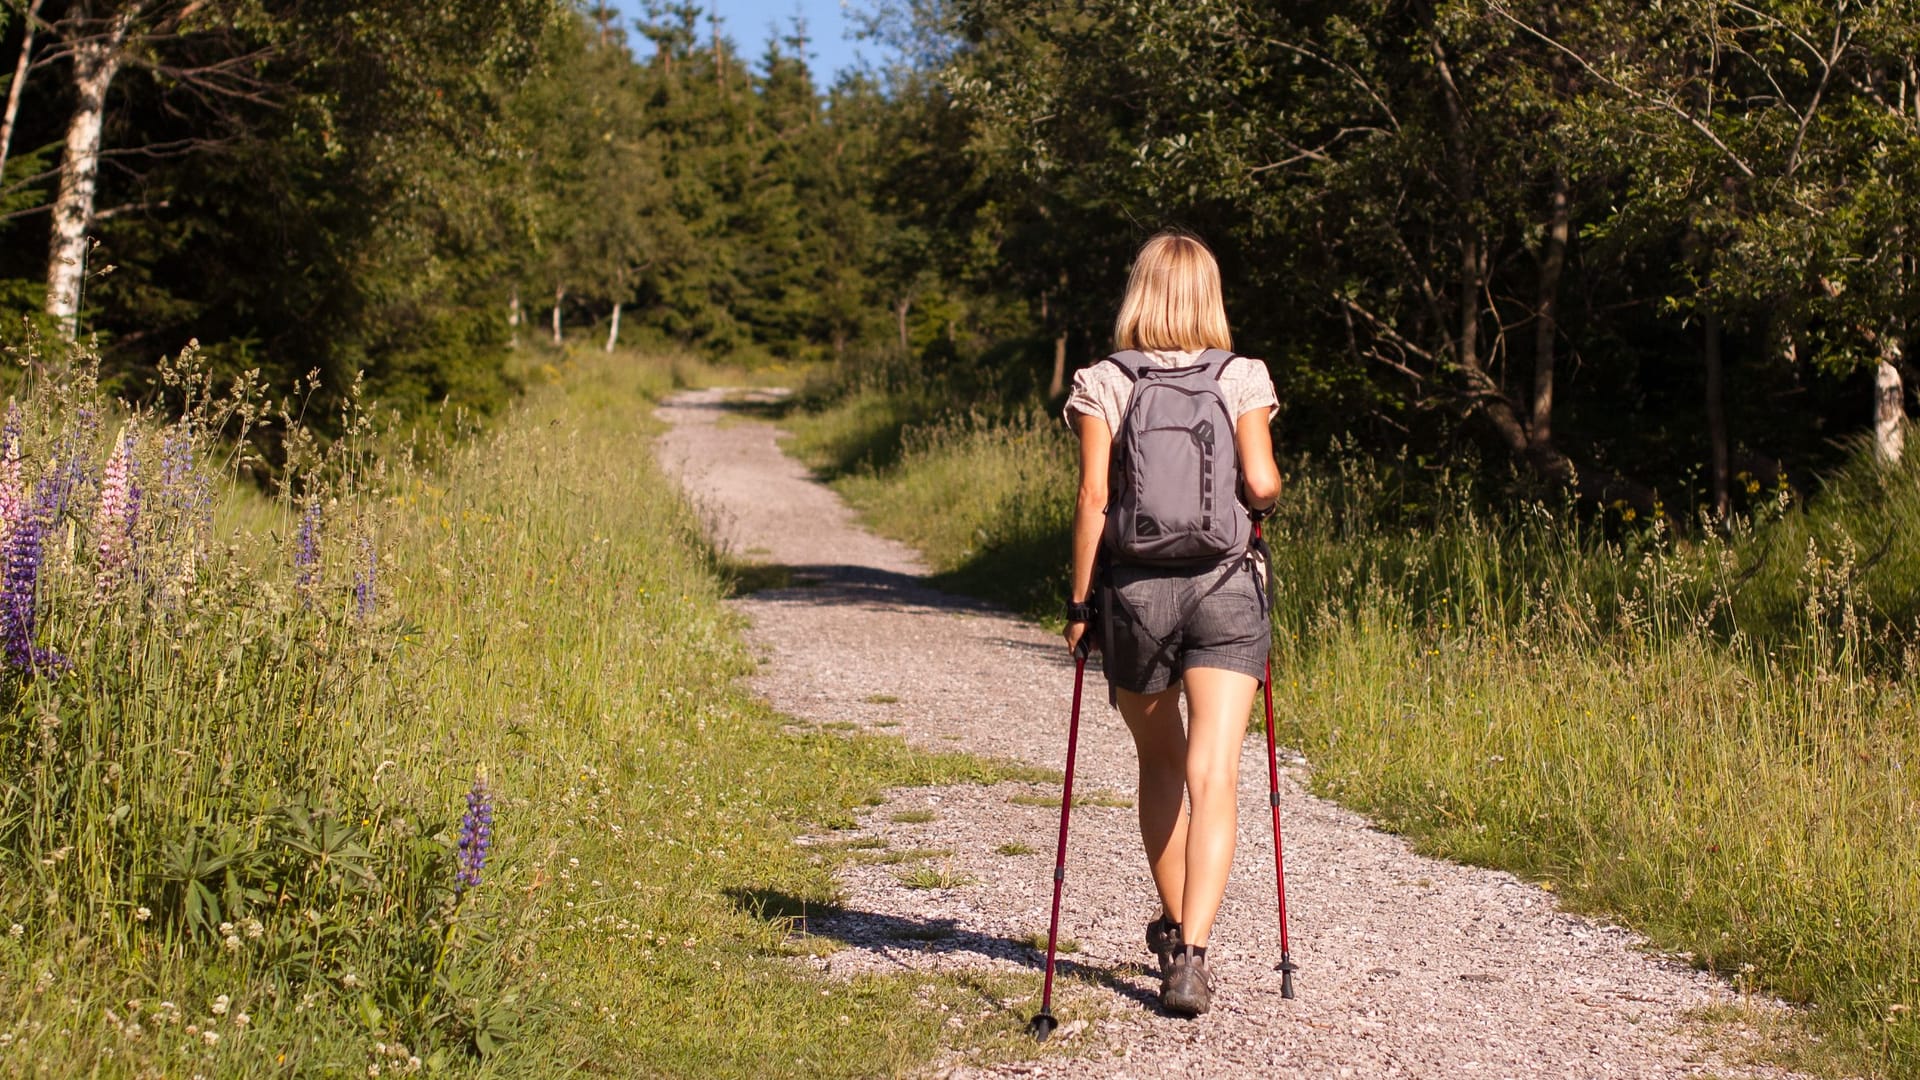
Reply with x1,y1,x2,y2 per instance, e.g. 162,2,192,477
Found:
995,842,1038,856
896,864,977,891
0,353,1056,1078
784,384,1920,1078
891,809,938,824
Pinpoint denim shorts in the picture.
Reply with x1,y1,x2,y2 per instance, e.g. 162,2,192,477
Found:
1099,555,1271,695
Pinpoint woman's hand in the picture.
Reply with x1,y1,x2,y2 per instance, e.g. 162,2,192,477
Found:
1064,620,1089,657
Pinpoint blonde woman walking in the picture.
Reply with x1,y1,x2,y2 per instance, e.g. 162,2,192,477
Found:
1062,231,1280,1016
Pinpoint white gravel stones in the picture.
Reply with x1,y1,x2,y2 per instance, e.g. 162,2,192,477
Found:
656,388,1818,1079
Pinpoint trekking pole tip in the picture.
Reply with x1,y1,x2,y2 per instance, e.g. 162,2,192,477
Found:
1027,1010,1058,1042
1277,953,1297,1000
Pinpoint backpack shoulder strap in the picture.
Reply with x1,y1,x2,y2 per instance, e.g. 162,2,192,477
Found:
1102,350,1152,381
1195,348,1238,377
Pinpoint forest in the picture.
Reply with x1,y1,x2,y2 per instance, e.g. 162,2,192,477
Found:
2,1,1914,507
2,0,1920,1076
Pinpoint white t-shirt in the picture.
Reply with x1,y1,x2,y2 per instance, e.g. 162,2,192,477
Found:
1062,349,1279,437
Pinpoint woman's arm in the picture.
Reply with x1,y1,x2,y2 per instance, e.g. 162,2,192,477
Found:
1065,411,1110,654
1236,407,1281,511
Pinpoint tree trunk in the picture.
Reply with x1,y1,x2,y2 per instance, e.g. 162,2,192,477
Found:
550,285,565,346
1044,277,1070,398
894,297,910,353
0,0,43,183
604,301,622,353
46,13,133,338
1875,343,1906,465
1704,309,1729,519
1531,169,1569,449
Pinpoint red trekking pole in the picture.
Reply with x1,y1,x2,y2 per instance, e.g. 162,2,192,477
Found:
1254,519,1298,999
1028,637,1090,1041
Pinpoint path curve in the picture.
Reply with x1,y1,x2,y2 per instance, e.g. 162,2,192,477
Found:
656,387,1804,1079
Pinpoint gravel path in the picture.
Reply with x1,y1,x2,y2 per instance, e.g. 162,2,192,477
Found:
656,387,1808,1079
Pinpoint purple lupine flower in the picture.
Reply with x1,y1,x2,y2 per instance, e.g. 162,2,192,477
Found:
352,535,377,619
43,419,91,527
455,778,493,893
94,429,137,596
159,429,192,496
294,500,321,595
3,477,66,673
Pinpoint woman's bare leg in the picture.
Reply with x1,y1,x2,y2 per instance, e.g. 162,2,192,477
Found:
1177,666,1258,947
1117,685,1188,923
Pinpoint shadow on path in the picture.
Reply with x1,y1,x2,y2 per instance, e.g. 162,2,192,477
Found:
726,887,1163,1014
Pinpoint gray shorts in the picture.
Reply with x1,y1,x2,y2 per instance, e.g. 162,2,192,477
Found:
1099,556,1271,695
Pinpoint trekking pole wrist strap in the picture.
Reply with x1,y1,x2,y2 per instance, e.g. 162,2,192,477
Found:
1065,600,1095,623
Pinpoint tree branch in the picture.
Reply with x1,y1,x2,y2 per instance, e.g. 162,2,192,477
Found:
1486,1,1757,178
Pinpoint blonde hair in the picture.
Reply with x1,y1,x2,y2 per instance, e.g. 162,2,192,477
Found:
1112,232,1233,353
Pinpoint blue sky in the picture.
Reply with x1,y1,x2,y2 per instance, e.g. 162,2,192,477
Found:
607,1,883,82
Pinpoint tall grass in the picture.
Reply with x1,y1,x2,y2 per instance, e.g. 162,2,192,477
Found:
789,387,1920,1077
0,348,1044,1076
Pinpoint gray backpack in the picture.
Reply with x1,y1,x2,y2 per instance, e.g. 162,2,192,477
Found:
1101,349,1250,566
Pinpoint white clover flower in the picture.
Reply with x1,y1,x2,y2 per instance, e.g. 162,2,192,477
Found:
406,1057,422,1073
202,1030,219,1046
368,1065,381,1078
7,923,19,938
134,907,152,922
243,918,263,940
341,972,361,989
210,995,230,1016
233,1013,249,1028
222,935,240,952
217,922,234,936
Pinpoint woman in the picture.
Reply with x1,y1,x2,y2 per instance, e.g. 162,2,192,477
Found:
1062,231,1280,1017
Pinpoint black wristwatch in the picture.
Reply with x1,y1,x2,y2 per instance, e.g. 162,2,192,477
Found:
1065,600,1095,623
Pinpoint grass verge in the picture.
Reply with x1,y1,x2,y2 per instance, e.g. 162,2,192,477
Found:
0,353,1053,1078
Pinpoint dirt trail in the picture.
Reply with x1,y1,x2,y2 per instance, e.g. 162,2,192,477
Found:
656,387,1805,1079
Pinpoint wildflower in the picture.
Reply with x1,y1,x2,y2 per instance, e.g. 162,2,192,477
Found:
94,428,138,595
233,1012,249,1028
340,972,361,989
242,917,263,939
210,995,229,1016
455,776,494,893
294,500,321,595
134,907,151,922
353,534,377,618
159,429,193,500
202,1029,219,1046
6,923,19,938
2,477,68,673
222,933,240,952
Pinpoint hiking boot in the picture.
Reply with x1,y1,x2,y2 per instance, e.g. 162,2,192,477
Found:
1161,948,1213,1017
1145,914,1182,974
